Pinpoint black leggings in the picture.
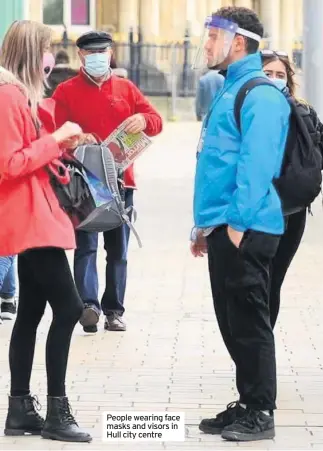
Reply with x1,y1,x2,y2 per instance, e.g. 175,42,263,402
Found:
9,248,83,397
269,210,307,328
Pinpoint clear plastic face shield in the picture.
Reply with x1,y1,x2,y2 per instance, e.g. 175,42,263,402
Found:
192,15,262,70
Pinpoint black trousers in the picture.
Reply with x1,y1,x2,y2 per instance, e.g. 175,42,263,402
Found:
207,226,280,411
269,210,307,328
9,248,83,397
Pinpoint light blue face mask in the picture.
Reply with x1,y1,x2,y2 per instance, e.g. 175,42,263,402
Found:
269,77,287,91
84,52,111,78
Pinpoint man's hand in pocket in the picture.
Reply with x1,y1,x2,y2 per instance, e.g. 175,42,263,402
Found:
227,226,244,248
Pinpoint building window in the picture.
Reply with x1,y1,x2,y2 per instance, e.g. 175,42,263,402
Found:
43,0,64,25
71,0,90,26
43,0,92,27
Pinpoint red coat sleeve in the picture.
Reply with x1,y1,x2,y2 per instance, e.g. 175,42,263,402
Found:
130,82,163,136
52,84,70,129
0,88,61,181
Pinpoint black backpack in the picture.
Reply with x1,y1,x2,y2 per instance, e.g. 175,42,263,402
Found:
49,147,142,247
234,77,322,215
74,145,142,246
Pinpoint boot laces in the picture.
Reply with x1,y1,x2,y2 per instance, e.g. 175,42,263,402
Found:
25,395,43,422
59,398,78,426
221,401,240,420
227,401,239,411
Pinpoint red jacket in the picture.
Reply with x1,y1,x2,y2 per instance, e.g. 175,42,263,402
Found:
0,70,76,257
52,71,163,188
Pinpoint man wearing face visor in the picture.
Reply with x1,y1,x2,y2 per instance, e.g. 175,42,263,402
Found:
53,31,162,334
191,7,290,442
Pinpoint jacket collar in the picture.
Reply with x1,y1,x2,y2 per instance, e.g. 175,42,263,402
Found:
0,66,56,131
226,52,262,81
0,67,28,97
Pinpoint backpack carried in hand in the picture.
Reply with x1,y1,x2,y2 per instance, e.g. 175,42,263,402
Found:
49,157,116,231
74,144,142,247
234,77,322,215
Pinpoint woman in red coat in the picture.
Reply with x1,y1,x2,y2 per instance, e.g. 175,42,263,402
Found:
0,21,91,443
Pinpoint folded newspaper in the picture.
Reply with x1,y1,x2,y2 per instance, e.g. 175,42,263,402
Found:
102,119,152,171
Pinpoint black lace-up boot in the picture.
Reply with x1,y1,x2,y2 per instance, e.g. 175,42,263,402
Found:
4,395,44,436
41,396,92,442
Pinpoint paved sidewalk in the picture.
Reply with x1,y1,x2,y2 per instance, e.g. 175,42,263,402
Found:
1,122,323,450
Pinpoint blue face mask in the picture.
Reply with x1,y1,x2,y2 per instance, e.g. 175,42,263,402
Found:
84,52,111,78
269,77,287,91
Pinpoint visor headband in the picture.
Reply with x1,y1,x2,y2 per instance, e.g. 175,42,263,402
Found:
205,15,262,43
236,27,261,42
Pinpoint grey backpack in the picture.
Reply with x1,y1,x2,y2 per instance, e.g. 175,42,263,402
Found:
74,145,142,247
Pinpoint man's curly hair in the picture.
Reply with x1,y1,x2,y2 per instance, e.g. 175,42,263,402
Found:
212,7,264,54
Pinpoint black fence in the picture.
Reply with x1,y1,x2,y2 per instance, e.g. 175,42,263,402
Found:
114,45,199,96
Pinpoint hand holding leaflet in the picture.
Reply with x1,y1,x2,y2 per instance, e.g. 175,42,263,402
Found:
102,118,152,171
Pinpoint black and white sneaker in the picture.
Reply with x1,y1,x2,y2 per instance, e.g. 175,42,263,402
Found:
221,409,275,442
1,298,17,320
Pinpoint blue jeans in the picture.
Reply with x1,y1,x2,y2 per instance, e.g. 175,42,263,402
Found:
0,256,16,299
74,189,134,315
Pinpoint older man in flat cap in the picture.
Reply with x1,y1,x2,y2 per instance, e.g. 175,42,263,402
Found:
53,31,163,334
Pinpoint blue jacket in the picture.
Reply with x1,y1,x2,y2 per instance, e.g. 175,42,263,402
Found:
193,52,290,235
195,71,224,119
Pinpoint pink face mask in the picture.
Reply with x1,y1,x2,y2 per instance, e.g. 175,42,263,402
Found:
43,52,55,78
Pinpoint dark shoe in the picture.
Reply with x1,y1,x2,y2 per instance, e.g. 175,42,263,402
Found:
221,409,275,442
4,395,44,436
199,401,245,435
79,304,100,330
1,298,17,320
83,324,98,333
41,396,92,442
104,312,126,331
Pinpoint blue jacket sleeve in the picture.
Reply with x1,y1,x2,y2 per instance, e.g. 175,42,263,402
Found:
226,85,290,232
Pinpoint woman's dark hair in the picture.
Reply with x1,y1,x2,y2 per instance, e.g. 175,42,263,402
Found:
213,6,264,54
55,49,69,65
262,54,296,97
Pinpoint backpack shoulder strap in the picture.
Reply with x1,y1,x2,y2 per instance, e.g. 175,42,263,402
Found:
100,145,142,248
234,77,277,132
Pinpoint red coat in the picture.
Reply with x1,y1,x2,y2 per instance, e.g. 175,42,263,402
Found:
52,71,163,188
0,70,75,257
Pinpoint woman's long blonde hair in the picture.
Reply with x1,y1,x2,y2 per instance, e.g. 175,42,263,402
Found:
0,20,52,120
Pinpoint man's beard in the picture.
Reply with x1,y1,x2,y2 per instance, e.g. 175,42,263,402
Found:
208,54,230,71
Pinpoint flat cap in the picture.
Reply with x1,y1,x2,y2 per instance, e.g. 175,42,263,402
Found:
76,31,113,50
